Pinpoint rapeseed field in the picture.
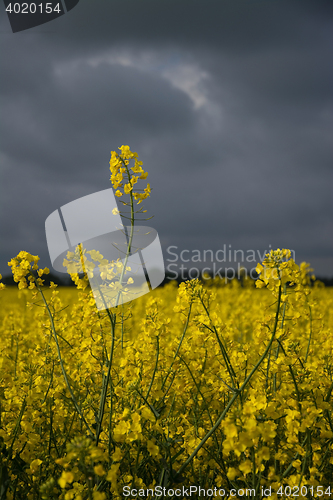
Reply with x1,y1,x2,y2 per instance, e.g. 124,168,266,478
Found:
1,147,333,499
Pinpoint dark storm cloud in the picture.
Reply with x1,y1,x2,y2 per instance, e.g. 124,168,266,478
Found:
0,0,332,280
1,60,195,180
55,0,332,53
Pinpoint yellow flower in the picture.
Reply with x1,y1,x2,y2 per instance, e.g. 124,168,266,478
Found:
58,471,74,488
239,459,252,475
94,464,106,476
147,439,160,457
38,267,49,277
124,183,133,194
227,467,239,480
119,145,134,158
112,447,123,462
223,422,238,438
29,458,42,474
93,493,106,500
106,463,120,483
131,164,143,174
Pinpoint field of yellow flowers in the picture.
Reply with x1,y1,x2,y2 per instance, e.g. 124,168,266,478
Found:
1,254,333,499
1,148,333,499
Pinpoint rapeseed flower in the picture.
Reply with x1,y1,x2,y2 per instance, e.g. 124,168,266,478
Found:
2,145,333,495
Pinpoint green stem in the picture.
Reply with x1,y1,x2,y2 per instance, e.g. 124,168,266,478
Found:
275,337,302,412
95,312,116,446
32,273,94,438
114,161,135,308
145,335,159,401
305,305,312,363
161,304,192,390
173,283,282,484
325,379,333,403
179,355,220,451
8,396,26,457
200,298,237,389
298,429,311,487
281,433,309,479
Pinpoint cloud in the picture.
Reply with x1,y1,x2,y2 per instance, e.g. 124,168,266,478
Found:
0,0,332,278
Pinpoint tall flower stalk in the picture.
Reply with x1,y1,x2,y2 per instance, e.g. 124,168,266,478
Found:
94,146,152,445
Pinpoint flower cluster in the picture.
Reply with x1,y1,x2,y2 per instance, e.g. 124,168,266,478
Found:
255,248,299,292
0,273,5,290
7,251,49,290
1,149,333,497
109,146,150,204
1,252,333,497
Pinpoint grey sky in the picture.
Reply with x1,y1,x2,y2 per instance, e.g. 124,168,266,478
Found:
1,0,332,281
